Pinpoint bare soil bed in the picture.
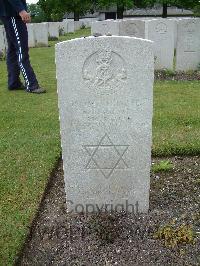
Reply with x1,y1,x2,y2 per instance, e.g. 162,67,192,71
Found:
155,70,200,81
19,157,200,266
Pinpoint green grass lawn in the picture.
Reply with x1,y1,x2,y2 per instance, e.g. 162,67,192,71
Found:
0,28,199,265
153,80,200,156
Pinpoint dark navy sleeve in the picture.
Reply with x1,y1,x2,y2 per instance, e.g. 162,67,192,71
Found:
7,0,26,13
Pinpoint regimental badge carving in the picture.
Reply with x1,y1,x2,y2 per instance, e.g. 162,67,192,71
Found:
82,45,127,93
156,22,167,34
125,23,139,36
83,134,129,179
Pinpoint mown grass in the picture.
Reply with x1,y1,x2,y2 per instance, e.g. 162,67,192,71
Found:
0,27,199,265
153,80,200,156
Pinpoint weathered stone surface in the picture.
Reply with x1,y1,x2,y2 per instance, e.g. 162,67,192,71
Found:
91,20,120,36
27,24,35,48
60,20,68,35
168,18,180,48
56,36,154,213
67,21,75,33
48,22,59,38
0,25,7,54
80,18,94,28
74,21,83,31
119,19,147,38
33,23,48,47
146,19,175,70
176,18,200,71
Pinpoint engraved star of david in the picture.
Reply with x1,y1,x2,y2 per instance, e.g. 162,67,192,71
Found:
83,134,129,179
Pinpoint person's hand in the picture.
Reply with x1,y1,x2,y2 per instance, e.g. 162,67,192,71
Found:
19,10,31,23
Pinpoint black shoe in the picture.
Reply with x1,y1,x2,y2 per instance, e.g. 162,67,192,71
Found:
28,86,46,94
8,83,26,90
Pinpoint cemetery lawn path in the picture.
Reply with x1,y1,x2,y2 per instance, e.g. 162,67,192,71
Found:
0,28,199,264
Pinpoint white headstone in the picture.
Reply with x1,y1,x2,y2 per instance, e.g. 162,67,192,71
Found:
86,20,92,28
33,23,48,47
91,20,120,36
81,18,92,28
0,25,7,54
119,19,147,38
146,19,175,70
176,19,200,71
67,21,75,33
60,21,68,35
168,18,179,48
48,22,59,38
56,36,154,214
74,21,83,31
27,24,35,48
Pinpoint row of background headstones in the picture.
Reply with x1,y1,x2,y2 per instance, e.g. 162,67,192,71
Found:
0,18,95,52
1,17,200,71
91,18,200,71
27,19,95,47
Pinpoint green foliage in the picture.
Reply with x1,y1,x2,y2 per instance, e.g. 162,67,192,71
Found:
80,23,86,29
48,36,59,41
152,160,174,173
141,0,197,8
162,69,176,78
193,3,200,16
96,0,133,18
27,3,47,23
38,0,93,21
34,0,200,21
97,0,133,9
37,0,65,21
136,0,198,17
154,223,195,248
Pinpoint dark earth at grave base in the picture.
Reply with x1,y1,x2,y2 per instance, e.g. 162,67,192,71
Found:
18,157,200,266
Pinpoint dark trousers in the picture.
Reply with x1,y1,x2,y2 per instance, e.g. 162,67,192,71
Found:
1,16,38,91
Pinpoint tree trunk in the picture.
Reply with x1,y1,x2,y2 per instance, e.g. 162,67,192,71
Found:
74,10,79,21
117,4,124,19
162,3,168,18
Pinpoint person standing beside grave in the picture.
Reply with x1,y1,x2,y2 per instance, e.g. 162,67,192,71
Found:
0,0,46,93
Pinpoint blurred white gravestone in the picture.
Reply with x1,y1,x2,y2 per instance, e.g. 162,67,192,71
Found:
27,24,36,48
91,20,120,36
56,36,154,213
0,25,7,54
119,20,147,38
67,21,75,33
33,23,48,47
74,21,83,31
176,19,200,71
48,22,59,38
60,21,68,35
146,19,175,70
